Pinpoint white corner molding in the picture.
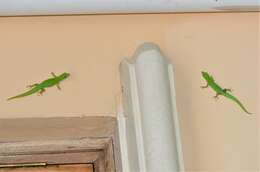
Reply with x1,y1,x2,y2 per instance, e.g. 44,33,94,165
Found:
118,42,184,172
0,0,259,16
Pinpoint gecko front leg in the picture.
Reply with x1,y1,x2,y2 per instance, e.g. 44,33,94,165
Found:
223,88,233,93
56,84,61,90
51,72,57,78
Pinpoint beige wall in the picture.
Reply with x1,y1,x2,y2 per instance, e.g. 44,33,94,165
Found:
0,13,258,171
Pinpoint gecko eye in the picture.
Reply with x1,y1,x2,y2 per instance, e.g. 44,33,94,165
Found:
65,73,70,77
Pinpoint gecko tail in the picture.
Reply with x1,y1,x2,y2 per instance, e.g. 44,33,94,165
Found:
226,94,252,115
7,87,40,101
7,97,16,101
235,100,252,115
7,94,28,101
7,95,26,101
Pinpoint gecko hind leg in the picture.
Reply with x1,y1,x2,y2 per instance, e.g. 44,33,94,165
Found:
200,83,208,89
27,83,39,88
38,88,46,96
214,93,221,100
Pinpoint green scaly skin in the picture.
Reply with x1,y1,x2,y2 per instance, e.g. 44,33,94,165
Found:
201,71,251,115
7,72,70,101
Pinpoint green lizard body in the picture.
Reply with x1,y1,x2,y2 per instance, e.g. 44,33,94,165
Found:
201,71,251,115
7,72,70,101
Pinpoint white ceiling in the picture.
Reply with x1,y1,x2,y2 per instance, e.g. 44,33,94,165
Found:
0,0,259,16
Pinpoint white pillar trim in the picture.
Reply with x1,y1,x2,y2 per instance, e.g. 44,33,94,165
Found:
118,42,184,172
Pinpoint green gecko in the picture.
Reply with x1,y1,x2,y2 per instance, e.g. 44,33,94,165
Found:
7,72,70,101
201,71,251,115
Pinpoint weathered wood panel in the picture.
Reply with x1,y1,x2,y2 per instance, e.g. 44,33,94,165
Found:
0,164,93,172
0,117,122,172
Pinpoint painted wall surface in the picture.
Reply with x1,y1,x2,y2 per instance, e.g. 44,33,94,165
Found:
0,13,258,171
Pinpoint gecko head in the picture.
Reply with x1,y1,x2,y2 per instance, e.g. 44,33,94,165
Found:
60,72,70,79
201,71,211,80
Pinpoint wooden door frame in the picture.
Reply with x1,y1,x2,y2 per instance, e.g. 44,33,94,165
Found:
0,117,122,172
